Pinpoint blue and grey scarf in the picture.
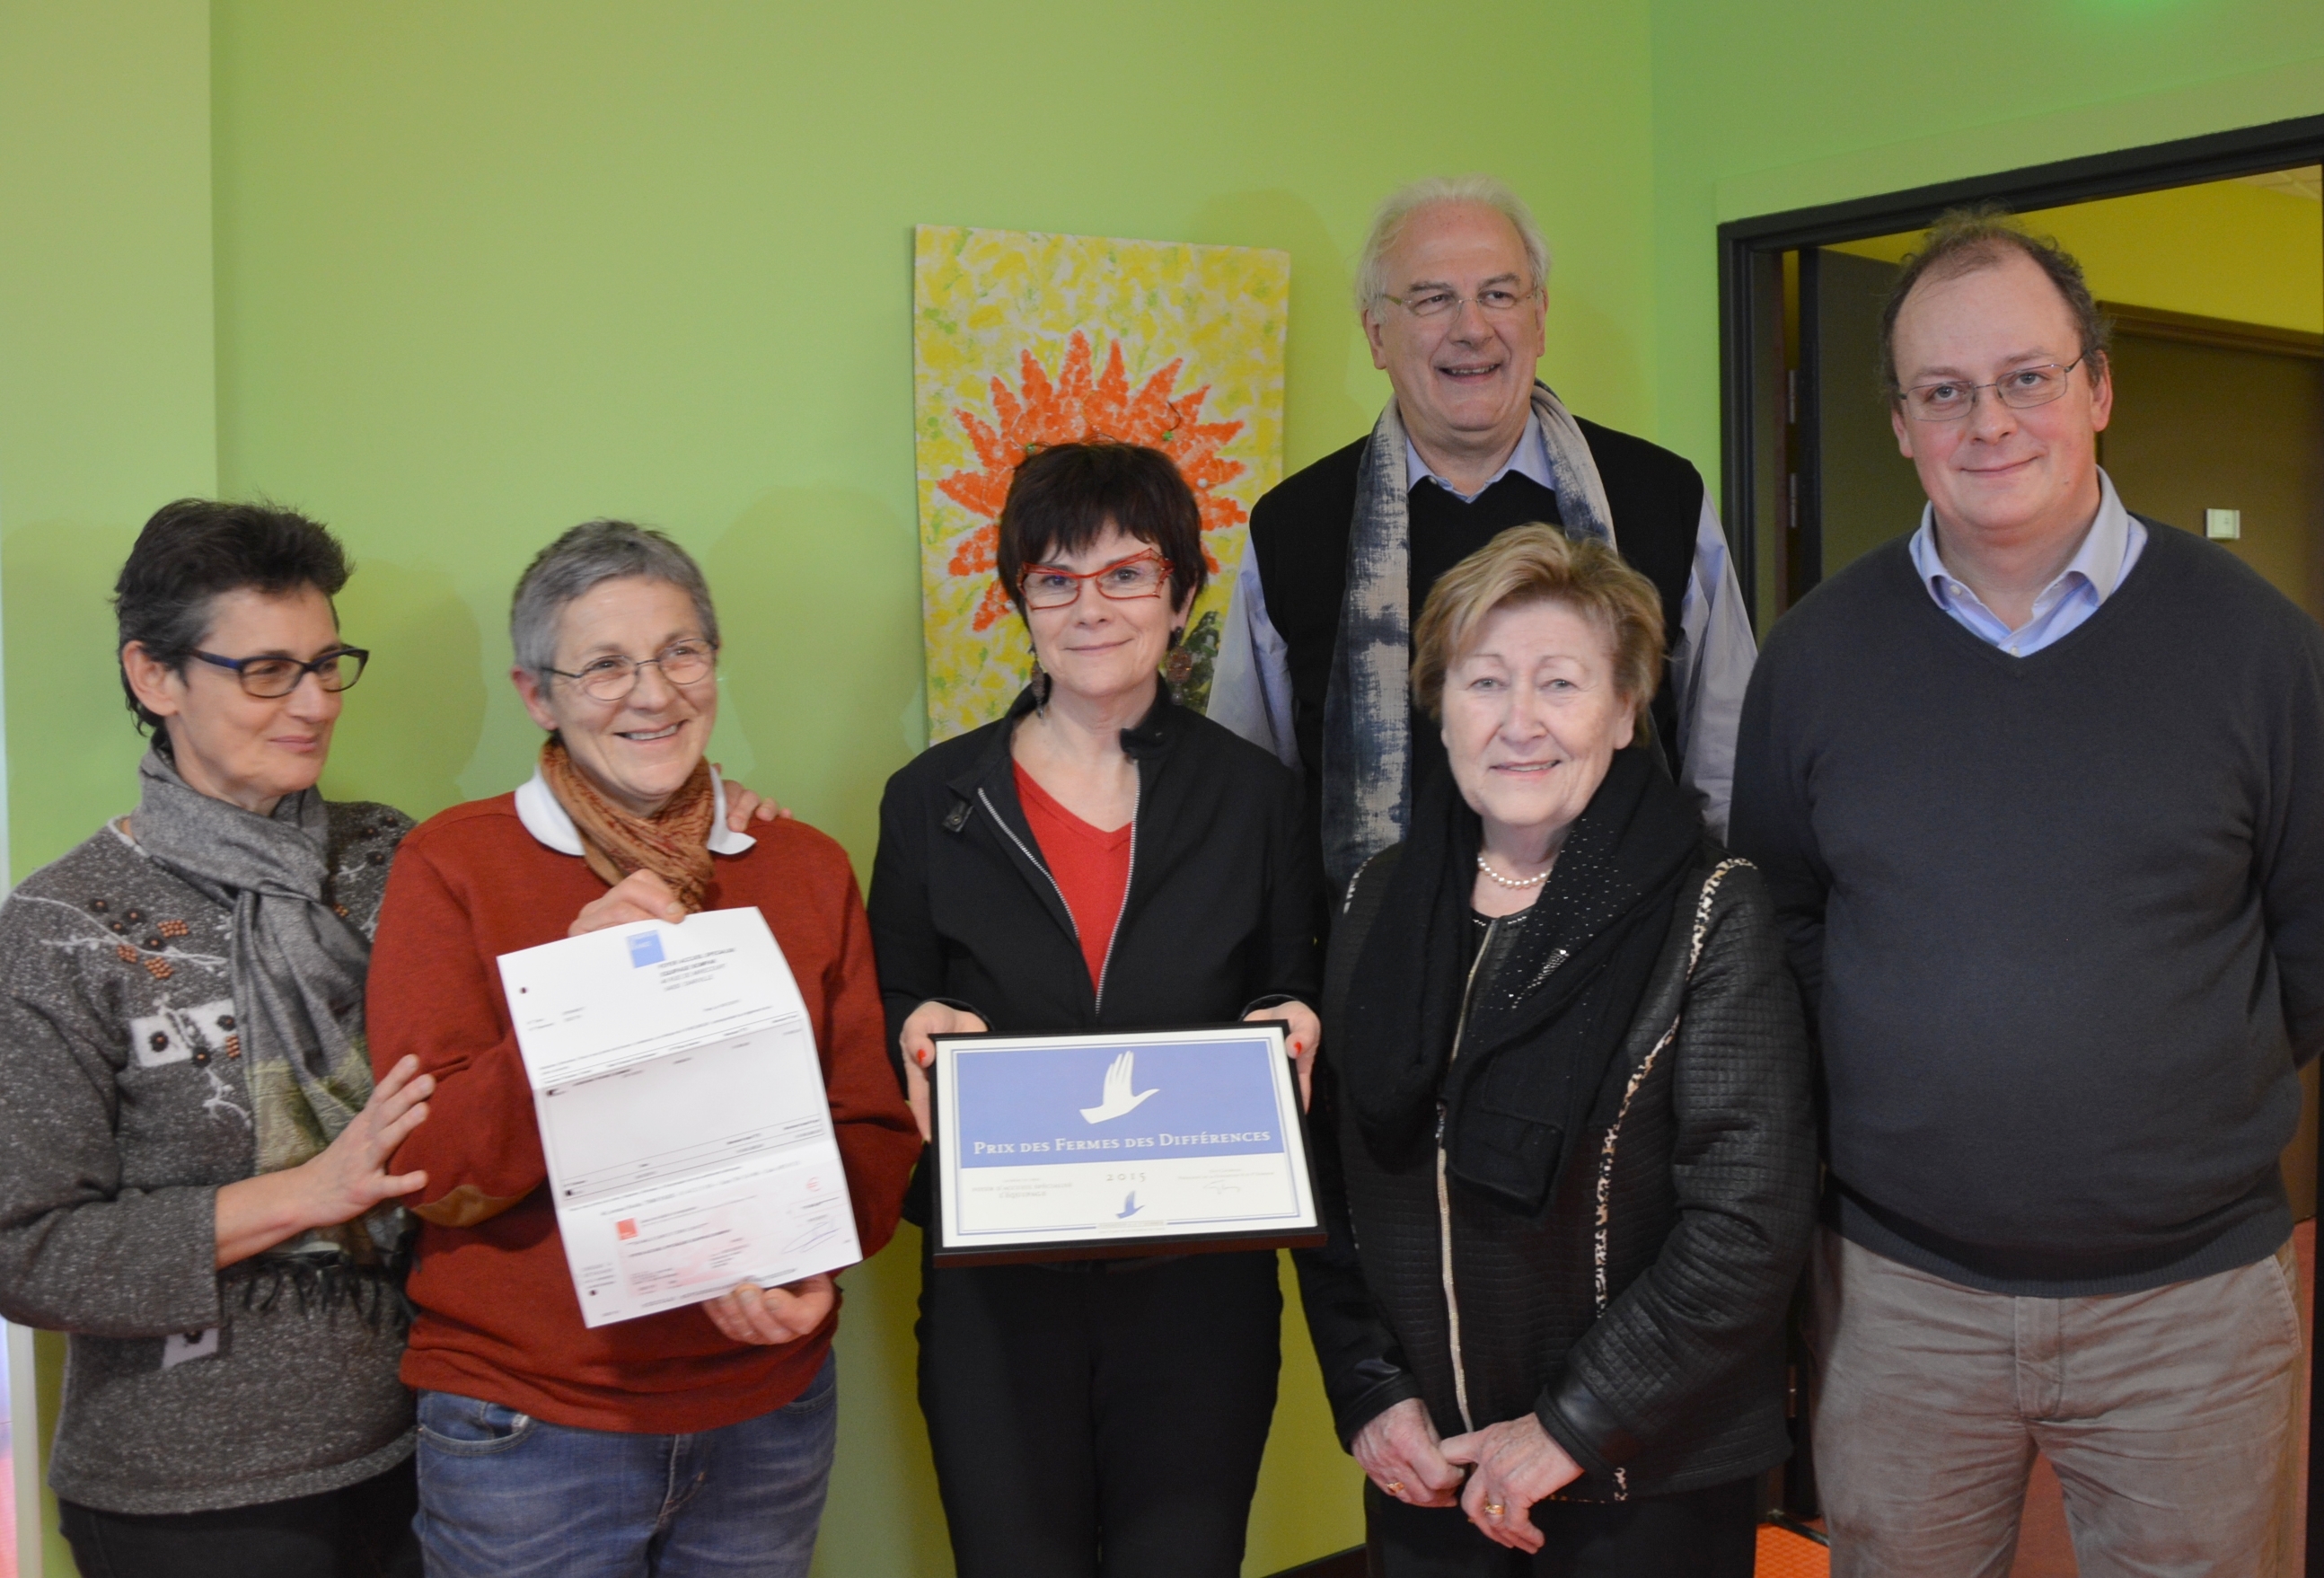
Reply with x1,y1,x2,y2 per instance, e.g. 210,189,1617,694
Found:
1319,382,1619,893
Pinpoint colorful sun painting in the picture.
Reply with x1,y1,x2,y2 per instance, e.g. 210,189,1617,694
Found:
912,225,1290,741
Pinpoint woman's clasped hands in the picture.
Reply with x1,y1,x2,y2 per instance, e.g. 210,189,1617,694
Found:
1439,1414,1587,1552
1352,1397,1586,1551
1351,1397,1465,1508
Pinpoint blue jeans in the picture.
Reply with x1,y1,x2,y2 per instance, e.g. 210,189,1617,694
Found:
412,1354,837,1578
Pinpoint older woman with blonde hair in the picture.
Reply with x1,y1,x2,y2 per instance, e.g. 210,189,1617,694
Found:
1296,525,1815,1575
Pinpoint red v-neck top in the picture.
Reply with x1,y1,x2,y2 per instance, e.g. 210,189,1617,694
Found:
1014,762,1132,993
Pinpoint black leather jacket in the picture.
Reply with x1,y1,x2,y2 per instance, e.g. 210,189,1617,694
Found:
1295,842,1814,1501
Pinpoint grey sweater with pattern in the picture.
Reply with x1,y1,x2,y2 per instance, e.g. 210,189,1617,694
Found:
0,800,413,1514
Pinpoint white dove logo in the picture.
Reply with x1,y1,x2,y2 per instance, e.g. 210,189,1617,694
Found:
1079,1050,1158,1124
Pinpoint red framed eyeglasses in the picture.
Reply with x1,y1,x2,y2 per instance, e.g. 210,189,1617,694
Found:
1017,551,1175,610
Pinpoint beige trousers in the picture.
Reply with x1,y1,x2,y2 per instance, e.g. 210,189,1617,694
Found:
1808,1228,2304,1578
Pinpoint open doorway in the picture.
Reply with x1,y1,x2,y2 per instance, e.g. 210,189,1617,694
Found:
1788,172,2323,609
1720,112,2324,624
1718,113,2324,1575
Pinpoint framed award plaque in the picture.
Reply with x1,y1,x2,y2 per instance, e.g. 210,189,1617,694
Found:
927,1022,1325,1266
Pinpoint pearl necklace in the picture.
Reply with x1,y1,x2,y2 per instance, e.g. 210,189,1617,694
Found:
1475,853,1552,890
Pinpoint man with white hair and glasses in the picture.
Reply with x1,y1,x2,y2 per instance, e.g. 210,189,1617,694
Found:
1212,174,1755,901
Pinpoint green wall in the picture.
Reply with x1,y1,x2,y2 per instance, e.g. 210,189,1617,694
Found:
0,8,219,1572
6,3,2324,1574
3,4,1658,1574
1649,0,2324,489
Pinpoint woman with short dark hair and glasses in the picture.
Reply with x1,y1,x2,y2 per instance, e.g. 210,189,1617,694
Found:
867,441,1322,1578
0,498,433,1576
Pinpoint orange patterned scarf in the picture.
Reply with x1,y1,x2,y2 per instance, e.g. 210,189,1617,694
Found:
538,738,717,912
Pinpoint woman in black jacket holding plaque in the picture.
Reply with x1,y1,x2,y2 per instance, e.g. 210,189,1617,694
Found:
867,441,1321,1578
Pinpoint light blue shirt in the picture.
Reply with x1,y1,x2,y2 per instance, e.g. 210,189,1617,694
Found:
1906,470,2146,657
1404,422,1554,502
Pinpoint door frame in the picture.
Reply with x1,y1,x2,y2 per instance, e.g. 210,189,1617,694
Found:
1716,110,2324,622
6,1322,35,1577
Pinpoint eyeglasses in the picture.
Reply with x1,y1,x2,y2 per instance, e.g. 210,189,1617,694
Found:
192,647,369,697
1376,284,1541,321
545,639,718,702
1019,551,1175,610
1900,357,2087,422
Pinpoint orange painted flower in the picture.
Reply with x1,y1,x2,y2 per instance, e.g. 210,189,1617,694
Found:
938,331,1246,630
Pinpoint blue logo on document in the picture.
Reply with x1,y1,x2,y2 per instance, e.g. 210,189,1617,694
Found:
1118,1191,1142,1218
953,1038,1286,1168
627,931,666,968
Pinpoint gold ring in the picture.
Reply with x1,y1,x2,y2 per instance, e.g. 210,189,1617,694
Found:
1385,1480,1404,1494
1484,1501,1505,1517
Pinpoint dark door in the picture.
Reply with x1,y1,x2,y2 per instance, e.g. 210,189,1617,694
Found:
2100,315,2324,1219
2101,320,2324,614
1809,248,1928,584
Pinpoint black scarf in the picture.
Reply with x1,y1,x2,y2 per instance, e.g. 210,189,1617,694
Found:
1339,747,1701,1214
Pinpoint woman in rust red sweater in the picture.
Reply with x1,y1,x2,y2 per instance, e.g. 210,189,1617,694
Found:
369,521,919,1578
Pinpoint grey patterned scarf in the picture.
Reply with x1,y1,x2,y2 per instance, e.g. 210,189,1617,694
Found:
1319,382,1618,893
132,748,395,1260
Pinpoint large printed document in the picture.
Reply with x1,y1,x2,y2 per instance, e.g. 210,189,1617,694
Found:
496,908,859,1327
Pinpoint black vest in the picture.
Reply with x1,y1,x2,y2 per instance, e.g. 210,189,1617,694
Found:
1246,415,1708,862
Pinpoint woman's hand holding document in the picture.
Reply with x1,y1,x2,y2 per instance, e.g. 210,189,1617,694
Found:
700,1271,835,1346
496,906,861,1328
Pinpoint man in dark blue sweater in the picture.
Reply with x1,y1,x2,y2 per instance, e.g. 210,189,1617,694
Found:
1732,211,2324,1574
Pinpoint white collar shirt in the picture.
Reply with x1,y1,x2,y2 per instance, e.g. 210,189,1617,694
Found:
514,763,756,857
1405,414,1554,504
1906,468,2147,657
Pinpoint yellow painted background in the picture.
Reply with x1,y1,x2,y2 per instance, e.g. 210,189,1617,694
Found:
1830,175,2324,335
913,225,1287,738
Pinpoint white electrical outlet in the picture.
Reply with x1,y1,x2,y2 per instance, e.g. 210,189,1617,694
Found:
2205,508,2241,541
